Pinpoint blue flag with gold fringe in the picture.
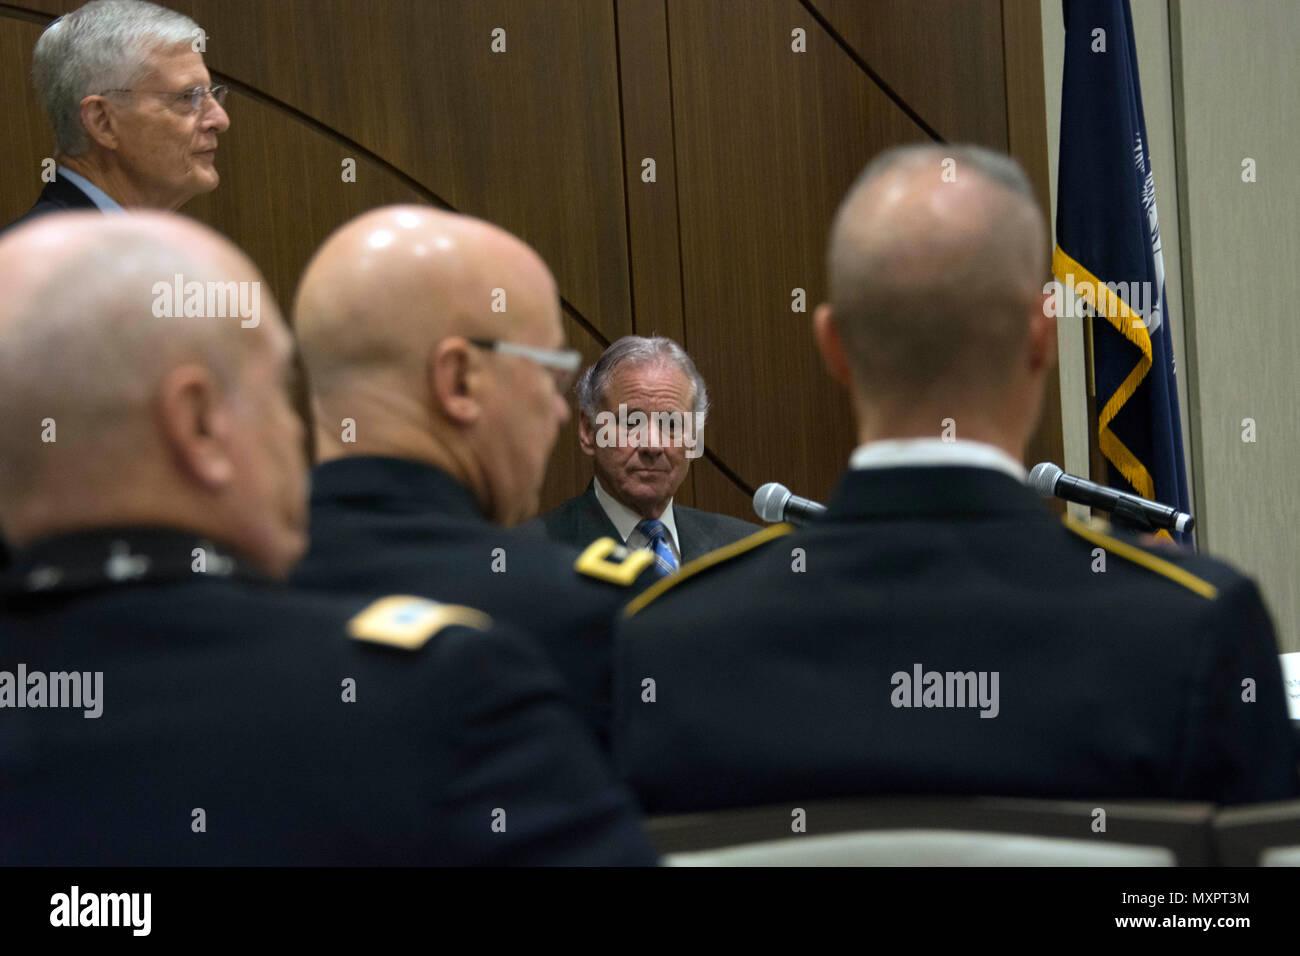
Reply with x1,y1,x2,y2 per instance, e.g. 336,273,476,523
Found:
1054,0,1190,538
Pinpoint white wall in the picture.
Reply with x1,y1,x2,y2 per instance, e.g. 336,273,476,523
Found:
1169,0,1300,651
1040,0,1298,651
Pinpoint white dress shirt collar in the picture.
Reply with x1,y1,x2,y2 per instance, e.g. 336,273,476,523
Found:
849,438,1028,483
57,166,124,213
592,476,680,557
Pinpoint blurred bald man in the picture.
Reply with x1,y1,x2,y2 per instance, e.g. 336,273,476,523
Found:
0,212,656,865
614,144,1297,814
292,206,654,749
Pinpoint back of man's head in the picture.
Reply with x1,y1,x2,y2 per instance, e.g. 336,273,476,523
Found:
294,205,568,527
821,144,1053,447
0,211,306,577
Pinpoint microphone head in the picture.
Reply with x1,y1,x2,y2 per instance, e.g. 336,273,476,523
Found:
1028,462,1064,497
753,482,792,523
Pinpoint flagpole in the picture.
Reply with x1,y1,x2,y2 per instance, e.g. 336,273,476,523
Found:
1081,313,1107,487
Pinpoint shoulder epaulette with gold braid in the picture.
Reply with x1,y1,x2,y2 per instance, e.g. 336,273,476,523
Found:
348,595,493,649
623,523,795,617
575,537,656,586
1063,516,1218,599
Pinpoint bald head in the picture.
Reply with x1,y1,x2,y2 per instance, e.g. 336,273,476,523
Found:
0,211,306,576
296,205,557,403
0,213,253,438
294,205,570,525
826,144,1049,402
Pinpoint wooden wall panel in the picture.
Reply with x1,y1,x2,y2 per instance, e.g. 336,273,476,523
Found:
185,0,628,514
1003,0,1065,491
613,0,695,507
13,0,632,345
666,0,928,506
615,0,686,346
179,96,427,309
183,0,632,346
1,0,1058,523
0,16,52,226
810,0,1009,148
692,454,762,527
1,1,622,514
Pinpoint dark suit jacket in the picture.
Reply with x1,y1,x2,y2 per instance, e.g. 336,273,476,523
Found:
291,457,654,749
0,527,655,865
1,176,100,235
615,466,1299,813
535,480,760,563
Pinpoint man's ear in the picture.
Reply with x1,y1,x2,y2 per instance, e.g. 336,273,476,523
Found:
577,411,597,457
78,95,120,151
1027,292,1058,375
428,337,480,426
813,303,854,388
157,364,234,489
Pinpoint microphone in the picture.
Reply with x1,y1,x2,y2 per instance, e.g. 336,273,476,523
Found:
1028,462,1194,534
753,482,828,524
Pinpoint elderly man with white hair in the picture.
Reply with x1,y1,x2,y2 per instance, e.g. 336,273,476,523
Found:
3,0,229,232
534,335,759,576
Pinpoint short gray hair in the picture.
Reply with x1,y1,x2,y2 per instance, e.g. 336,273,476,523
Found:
842,142,1036,205
32,0,202,157
827,143,1047,400
575,335,709,424
0,219,254,501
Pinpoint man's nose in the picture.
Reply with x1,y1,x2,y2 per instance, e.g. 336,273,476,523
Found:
204,98,231,133
648,424,673,449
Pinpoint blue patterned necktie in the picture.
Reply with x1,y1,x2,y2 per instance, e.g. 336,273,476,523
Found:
636,518,679,579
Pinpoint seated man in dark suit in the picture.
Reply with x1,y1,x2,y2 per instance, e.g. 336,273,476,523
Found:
533,335,758,576
290,206,656,749
2,0,229,234
614,143,1299,813
0,211,654,865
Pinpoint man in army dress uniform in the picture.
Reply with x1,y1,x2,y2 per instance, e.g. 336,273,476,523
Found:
0,212,656,865
291,206,655,749
613,144,1298,814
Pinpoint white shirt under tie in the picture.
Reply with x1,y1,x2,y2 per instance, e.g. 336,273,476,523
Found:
592,477,682,563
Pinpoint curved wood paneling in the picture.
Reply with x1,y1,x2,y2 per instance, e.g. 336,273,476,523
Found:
1,0,1058,521
666,0,927,505
809,0,1009,148
178,0,632,344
